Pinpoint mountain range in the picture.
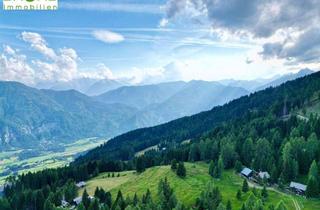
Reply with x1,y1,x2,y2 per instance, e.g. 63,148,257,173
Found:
77,69,320,163
0,69,314,151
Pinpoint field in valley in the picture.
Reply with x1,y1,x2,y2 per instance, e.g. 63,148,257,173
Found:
0,137,107,185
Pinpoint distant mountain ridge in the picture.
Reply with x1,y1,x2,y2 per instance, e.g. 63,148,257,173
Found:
0,81,136,151
35,78,125,96
126,80,249,128
255,68,314,91
0,69,314,152
76,70,320,164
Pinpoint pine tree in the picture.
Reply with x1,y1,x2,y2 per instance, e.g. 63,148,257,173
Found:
209,160,215,177
176,162,186,178
252,186,258,197
82,189,91,210
88,199,100,210
306,176,319,198
136,156,146,173
236,189,242,200
113,190,126,210
133,193,139,206
226,200,232,210
216,156,224,178
142,189,152,204
77,203,86,210
242,179,249,193
261,185,268,199
309,160,319,178
234,160,242,173
158,178,177,210
195,183,222,210
245,193,256,210
171,159,178,170
253,199,264,210
105,191,112,208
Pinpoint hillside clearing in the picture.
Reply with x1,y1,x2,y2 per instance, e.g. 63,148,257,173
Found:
78,162,320,209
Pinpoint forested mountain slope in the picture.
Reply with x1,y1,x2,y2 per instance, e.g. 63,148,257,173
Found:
0,82,136,150
76,71,320,163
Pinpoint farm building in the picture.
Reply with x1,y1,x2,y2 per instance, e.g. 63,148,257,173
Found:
76,181,86,188
289,182,307,195
258,171,270,179
73,196,82,206
241,167,253,178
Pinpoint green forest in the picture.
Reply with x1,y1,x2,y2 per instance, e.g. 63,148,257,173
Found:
2,72,320,209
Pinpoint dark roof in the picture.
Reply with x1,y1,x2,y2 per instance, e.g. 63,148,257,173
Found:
241,167,253,176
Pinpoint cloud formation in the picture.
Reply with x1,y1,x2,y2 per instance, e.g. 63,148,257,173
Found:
0,32,117,85
0,45,35,84
163,0,319,38
261,28,320,64
162,0,320,67
92,30,124,43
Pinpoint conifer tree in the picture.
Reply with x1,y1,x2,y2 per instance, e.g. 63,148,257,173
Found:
133,193,139,206
236,189,242,200
306,176,319,198
209,160,215,177
226,200,232,210
242,179,249,193
171,159,178,170
82,189,91,210
88,199,100,210
176,162,186,178
261,185,268,200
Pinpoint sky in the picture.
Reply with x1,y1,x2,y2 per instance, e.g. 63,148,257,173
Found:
0,0,319,85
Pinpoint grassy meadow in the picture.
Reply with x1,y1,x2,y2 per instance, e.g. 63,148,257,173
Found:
78,162,320,210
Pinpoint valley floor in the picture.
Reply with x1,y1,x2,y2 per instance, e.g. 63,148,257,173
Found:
0,137,107,185
78,162,320,210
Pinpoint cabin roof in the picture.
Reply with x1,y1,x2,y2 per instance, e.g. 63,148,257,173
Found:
73,197,82,205
241,167,253,176
76,181,86,188
258,171,270,179
290,182,307,191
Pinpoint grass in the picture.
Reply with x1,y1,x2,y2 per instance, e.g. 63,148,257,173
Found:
78,162,320,209
0,137,107,185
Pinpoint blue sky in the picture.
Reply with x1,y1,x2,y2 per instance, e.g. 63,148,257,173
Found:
0,0,319,85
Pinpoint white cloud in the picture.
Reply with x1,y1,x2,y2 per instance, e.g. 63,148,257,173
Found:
119,61,192,85
3,45,15,55
0,32,118,85
159,18,169,27
21,32,56,59
92,30,124,43
79,63,114,80
0,45,35,85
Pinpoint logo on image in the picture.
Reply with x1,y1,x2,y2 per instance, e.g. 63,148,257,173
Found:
3,0,58,10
